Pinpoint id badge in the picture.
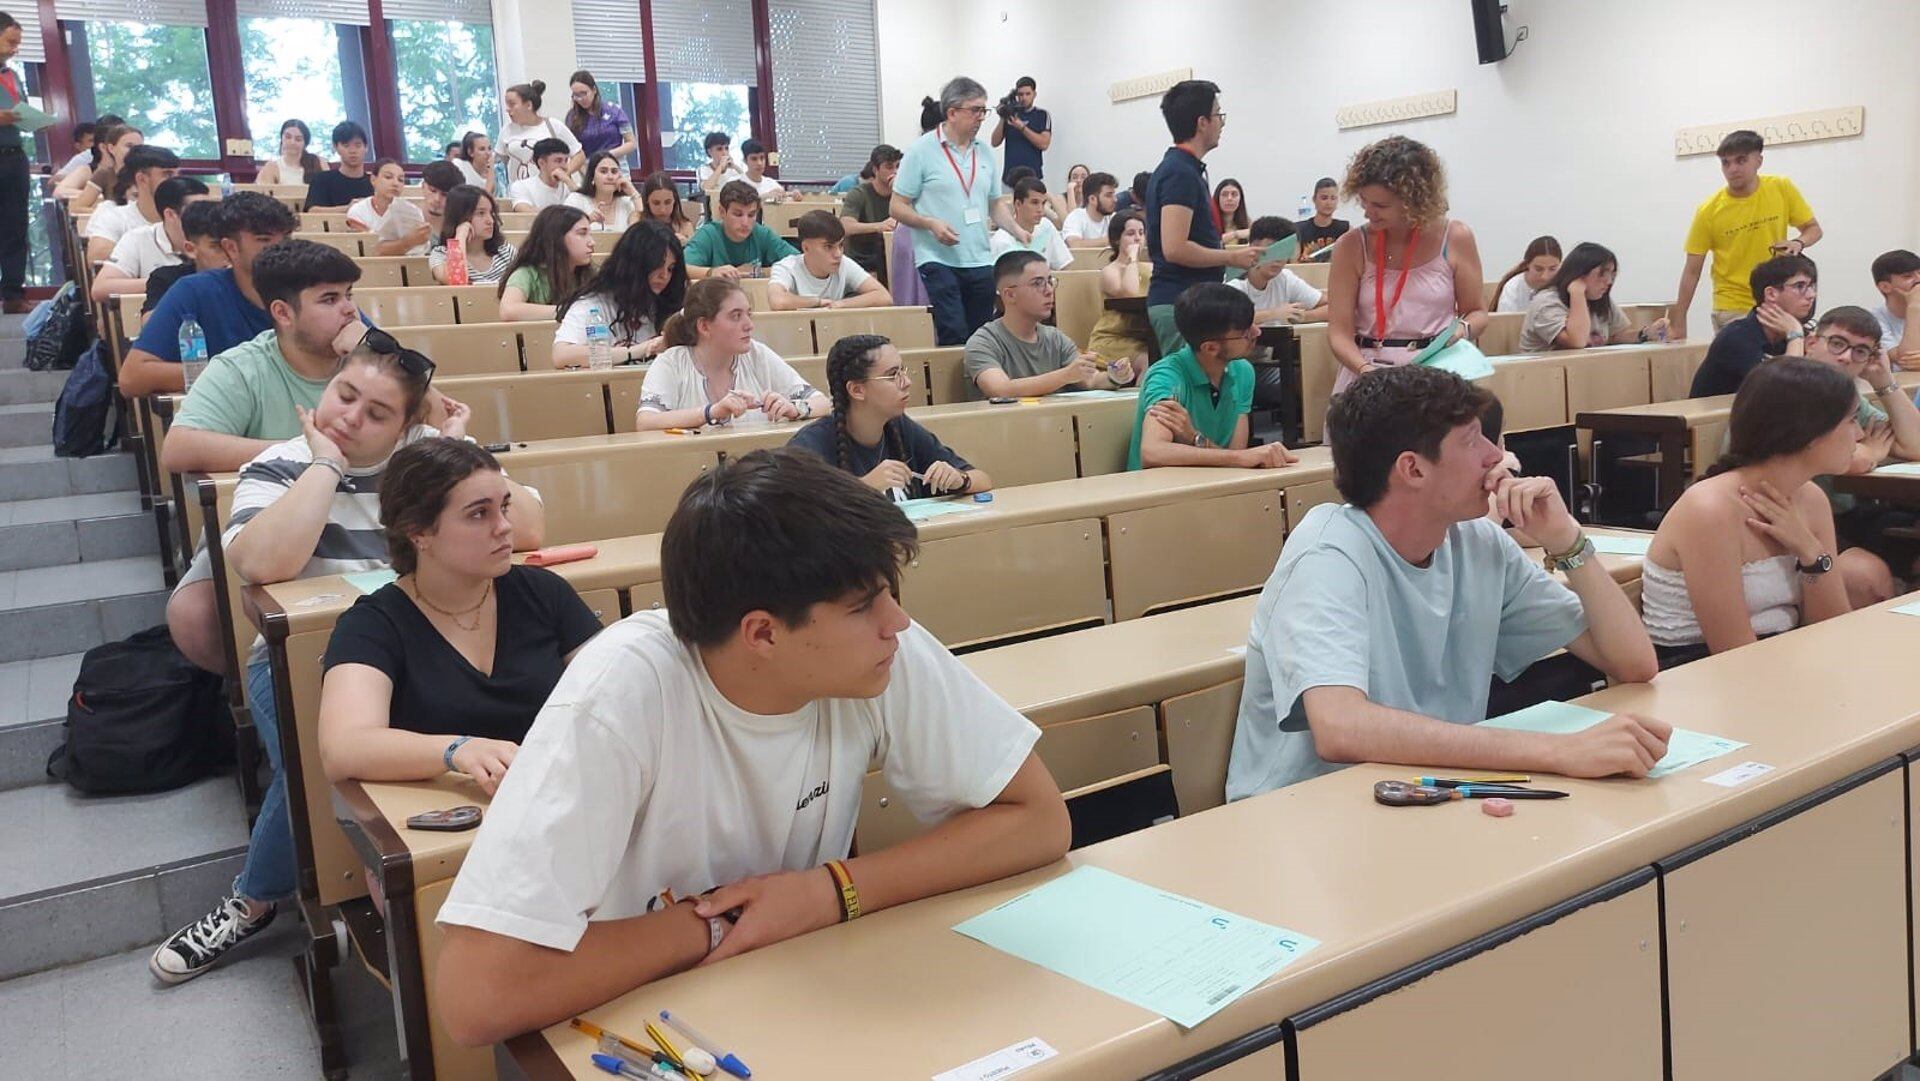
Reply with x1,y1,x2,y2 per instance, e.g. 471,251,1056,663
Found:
963,207,983,225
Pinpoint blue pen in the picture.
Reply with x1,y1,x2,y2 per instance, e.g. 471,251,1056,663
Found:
592,1051,685,1081
660,1010,751,1078
1457,785,1568,800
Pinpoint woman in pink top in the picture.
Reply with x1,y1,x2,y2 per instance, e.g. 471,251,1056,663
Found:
1325,136,1487,396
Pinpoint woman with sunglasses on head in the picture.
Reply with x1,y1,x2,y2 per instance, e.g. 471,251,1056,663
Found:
787,333,992,499
317,437,601,801
150,338,547,987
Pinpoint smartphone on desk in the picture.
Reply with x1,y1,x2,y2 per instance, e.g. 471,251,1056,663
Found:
406,805,482,832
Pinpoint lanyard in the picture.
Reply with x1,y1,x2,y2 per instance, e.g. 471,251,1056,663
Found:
940,136,977,199
1372,225,1420,340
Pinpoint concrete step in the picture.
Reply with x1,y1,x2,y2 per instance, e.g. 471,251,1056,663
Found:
0,401,52,449
0,652,82,791
0,368,71,406
0,777,248,979
0,491,157,572
0,445,140,502
0,556,169,663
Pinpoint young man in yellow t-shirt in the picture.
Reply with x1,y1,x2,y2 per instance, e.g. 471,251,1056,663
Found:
1668,130,1821,341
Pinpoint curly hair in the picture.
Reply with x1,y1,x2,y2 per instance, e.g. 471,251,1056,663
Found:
1327,365,1492,509
1342,135,1449,225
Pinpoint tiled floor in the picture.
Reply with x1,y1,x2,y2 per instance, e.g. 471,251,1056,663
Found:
0,556,166,609
1,491,143,526
0,777,248,898
0,651,81,727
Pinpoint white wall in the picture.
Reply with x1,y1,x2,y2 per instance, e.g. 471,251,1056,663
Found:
880,0,1920,311
491,0,579,99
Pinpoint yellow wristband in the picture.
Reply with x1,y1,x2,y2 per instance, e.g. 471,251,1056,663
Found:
825,859,861,922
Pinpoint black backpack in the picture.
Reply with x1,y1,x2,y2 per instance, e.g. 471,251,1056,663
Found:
51,341,122,458
23,281,92,372
47,626,231,795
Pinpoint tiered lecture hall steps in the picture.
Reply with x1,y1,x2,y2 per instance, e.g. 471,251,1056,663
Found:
0,314,403,1077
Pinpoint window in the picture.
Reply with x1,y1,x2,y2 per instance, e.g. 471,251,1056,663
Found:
769,0,880,180
658,84,754,172
238,1,371,162
65,18,220,159
652,0,758,171
386,16,501,163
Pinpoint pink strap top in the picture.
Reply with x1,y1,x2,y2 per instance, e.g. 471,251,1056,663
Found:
1354,222,1458,345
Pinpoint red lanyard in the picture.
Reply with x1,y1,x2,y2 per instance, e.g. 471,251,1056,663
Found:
0,69,16,103
1372,225,1420,340
940,136,977,199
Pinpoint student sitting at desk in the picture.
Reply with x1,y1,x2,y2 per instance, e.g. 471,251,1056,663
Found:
684,180,797,281
506,138,575,212
89,175,212,301
1641,358,1855,666
498,205,595,323
633,278,828,429
1491,235,1560,314
766,210,894,311
429,185,518,285
318,438,602,795
964,250,1135,400
565,151,641,232
432,448,1070,1046
139,200,227,313
1517,242,1668,352
152,341,544,986
1688,254,1817,398
1089,210,1154,373
1128,283,1297,471
552,221,686,368
787,333,991,499
988,176,1074,271
1228,216,1328,327
1225,365,1663,799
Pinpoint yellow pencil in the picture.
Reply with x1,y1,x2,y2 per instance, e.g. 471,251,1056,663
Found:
645,1021,689,1071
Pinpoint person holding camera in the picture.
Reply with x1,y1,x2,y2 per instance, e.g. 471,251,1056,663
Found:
991,76,1051,187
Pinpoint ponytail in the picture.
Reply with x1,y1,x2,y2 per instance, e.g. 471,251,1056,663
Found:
661,277,743,349
1493,235,1562,308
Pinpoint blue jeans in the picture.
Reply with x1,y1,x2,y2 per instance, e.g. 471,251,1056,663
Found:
233,656,295,904
917,262,997,347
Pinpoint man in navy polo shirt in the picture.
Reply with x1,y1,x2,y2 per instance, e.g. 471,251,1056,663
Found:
1145,79,1258,355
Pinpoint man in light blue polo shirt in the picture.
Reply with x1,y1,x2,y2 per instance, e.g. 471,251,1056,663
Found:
1225,365,1665,799
892,76,1000,346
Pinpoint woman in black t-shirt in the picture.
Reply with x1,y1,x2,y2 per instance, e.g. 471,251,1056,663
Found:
318,438,603,795
786,334,993,501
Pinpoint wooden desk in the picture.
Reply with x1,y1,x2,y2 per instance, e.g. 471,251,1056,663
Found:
503,596,1920,1080
1576,392,1734,510
1830,467,1920,505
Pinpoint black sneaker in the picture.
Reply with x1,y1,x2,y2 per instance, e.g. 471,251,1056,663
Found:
149,893,277,985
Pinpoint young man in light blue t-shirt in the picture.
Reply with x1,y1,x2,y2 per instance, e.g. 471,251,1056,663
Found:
1225,365,1666,799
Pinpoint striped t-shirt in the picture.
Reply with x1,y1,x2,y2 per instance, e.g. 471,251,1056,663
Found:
427,238,519,284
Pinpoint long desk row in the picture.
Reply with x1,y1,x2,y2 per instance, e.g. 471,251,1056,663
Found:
495,590,1920,1081
291,530,1648,1081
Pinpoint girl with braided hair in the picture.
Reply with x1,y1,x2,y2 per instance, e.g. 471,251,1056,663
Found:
786,334,992,500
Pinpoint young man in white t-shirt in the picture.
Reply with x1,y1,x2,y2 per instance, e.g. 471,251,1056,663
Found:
695,131,744,199
90,175,212,301
989,176,1074,271
374,160,459,258
767,210,894,310
740,137,787,203
432,448,1070,1046
507,137,575,212
1060,170,1117,247
1228,217,1329,327
1871,249,1920,368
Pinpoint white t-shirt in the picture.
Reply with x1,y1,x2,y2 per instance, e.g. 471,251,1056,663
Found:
769,253,870,302
105,221,182,279
1060,207,1110,243
697,162,744,189
989,220,1074,271
1496,276,1542,314
509,176,572,211
1229,269,1324,326
346,195,423,238
436,610,1040,951
498,118,581,183
563,191,636,232
86,201,156,244
56,150,93,180
638,341,819,421
371,199,431,257
1874,302,1908,354
453,158,493,190
554,290,656,348
748,174,785,201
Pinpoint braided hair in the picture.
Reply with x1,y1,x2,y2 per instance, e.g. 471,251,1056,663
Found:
825,334,909,485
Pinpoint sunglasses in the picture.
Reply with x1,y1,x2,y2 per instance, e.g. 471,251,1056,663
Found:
361,327,436,387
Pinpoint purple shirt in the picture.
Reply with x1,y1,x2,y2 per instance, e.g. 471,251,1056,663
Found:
573,103,631,159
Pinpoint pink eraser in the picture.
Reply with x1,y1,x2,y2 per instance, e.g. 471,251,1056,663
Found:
1481,798,1515,817
523,543,599,567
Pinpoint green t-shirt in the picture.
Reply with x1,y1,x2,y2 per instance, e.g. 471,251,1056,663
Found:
683,220,797,269
1127,345,1254,469
171,328,330,441
505,265,552,304
1824,393,1894,516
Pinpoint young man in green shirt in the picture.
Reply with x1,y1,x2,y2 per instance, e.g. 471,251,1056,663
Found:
684,180,797,280
1128,283,1298,470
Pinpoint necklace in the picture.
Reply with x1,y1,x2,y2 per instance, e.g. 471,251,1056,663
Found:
410,578,492,633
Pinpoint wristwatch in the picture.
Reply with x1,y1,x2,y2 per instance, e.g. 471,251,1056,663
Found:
1543,532,1594,573
1797,553,1834,576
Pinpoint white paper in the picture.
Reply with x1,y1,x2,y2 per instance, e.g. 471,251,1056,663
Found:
933,1038,1059,1081
1703,761,1774,788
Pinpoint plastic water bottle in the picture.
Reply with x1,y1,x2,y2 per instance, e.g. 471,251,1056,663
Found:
584,303,614,371
444,241,471,286
219,175,234,200
1298,194,1311,220
178,316,209,392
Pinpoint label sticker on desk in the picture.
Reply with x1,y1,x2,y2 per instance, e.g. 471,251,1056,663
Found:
1225,645,1247,656
1703,761,1774,788
933,1037,1058,1081
1892,598,1920,618
293,592,344,608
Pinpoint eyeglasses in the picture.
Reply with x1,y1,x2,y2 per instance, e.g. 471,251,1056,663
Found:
361,327,436,388
1203,327,1262,345
863,367,912,387
1022,276,1057,292
959,106,990,117
1822,334,1878,363
1784,280,1817,294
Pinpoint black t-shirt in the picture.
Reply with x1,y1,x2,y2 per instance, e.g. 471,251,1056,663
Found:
141,263,194,313
1689,311,1775,397
305,169,376,211
1294,217,1350,254
786,414,973,500
1146,146,1221,306
321,564,603,742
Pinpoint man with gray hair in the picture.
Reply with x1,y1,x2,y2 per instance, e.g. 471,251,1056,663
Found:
892,76,1000,346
